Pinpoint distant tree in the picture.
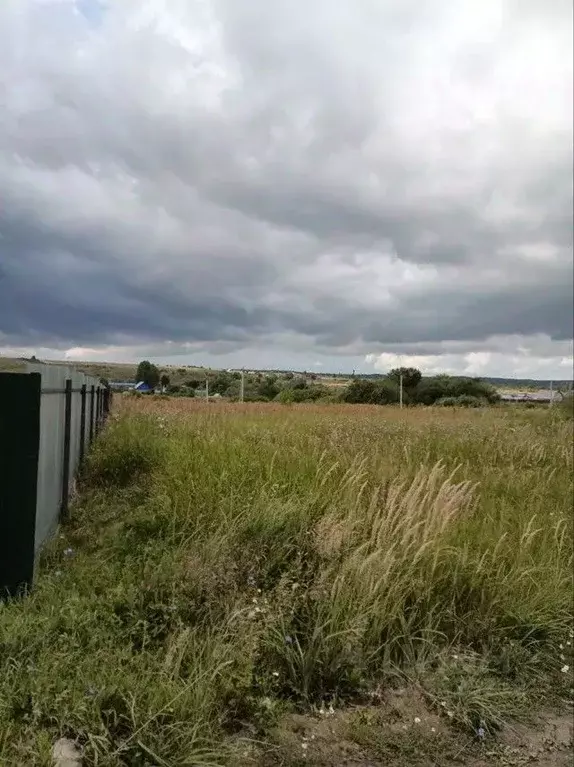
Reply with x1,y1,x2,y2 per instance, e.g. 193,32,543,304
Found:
289,377,308,391
160,373,170,391
388,367,422,391
185,378,201,389
436,395,484,408
342,379,376,404
342,378,400,405
277,384,328,404
211,371,234,395
413,376,499,406
257,375,281,401
412,377,453,406
136,360,160,389
371,379,400,405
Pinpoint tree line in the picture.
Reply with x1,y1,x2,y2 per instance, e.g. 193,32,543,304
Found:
133,361,500,407
341,367,500,406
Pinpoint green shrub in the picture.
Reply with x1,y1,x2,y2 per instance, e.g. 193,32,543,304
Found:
415,376,499,405
436,395,485,408
556,392,573,419
342,378,400,405
83,418,164,487
277,387,296,404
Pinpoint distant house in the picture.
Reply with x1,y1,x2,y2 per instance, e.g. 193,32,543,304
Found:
108,380,156,393
134,381,153,393
109,381,136,391
499,389,562,404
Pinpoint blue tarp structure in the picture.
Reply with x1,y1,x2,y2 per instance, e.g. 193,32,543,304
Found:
134,381,153,392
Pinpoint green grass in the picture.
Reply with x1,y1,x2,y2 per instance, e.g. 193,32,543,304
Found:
0,402,572,765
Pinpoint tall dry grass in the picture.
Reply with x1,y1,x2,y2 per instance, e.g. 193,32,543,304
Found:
0,400,572,764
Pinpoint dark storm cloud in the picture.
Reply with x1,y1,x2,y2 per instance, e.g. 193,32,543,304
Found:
0,0,572,374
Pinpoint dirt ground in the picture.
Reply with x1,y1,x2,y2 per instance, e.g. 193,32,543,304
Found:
239,689,573,767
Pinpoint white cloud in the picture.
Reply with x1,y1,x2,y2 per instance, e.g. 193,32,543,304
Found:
366,335,574,378
0,0,571,377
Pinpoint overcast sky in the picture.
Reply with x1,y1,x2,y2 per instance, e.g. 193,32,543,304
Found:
1,0,572,378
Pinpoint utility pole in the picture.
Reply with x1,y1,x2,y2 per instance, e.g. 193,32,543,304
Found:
399,371,404,409
240,368,245,403
206,376,209,403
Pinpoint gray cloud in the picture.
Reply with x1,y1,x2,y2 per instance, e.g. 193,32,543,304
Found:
0,0,572,376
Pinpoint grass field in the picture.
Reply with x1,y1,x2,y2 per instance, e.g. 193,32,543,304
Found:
0,400,572,765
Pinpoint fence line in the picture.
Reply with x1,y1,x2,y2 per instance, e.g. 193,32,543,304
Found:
0,363,111,597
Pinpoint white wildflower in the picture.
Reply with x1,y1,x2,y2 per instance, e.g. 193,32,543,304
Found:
561,664,570,673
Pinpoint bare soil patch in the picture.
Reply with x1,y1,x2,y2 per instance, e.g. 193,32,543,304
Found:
243,689,573,767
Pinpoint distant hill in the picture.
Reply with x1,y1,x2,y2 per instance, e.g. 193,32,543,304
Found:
1,356,571,392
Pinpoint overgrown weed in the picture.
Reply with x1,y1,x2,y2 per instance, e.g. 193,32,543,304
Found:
0,402,571,764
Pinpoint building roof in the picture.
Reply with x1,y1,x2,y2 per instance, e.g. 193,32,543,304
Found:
500,389,561,402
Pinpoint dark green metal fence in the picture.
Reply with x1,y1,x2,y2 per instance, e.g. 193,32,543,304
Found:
0,365,111,597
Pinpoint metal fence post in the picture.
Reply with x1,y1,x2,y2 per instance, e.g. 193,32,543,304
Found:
60,379,73,522
95,387,101,435
79,383,87,463
89,385,95,443
0,372,41,598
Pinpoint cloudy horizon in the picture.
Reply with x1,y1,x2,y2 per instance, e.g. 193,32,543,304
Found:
1,0,572,379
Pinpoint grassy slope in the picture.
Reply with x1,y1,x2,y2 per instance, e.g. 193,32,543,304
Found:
0,357,209,384
0,401,572,765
